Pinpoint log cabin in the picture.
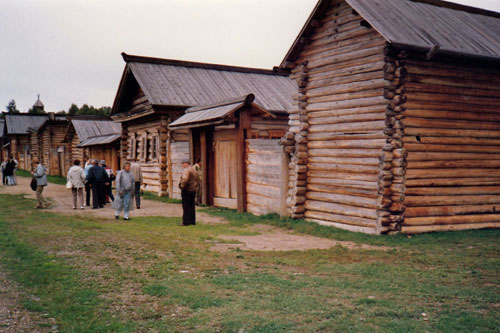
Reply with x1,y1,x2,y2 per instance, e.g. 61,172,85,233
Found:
3,113,49,170
279,0,500,234
33,113,69,176
64,117,121,172
111,53,295,214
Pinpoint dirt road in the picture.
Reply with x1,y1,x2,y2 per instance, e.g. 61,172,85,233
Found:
0,176,225,224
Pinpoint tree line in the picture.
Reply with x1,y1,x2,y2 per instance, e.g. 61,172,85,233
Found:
4,99,111,116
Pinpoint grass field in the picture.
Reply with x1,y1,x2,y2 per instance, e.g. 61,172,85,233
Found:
0,193,498,332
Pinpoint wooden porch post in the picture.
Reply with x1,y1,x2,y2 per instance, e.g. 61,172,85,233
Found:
200,129,208,206
236,109,251,213
159,115,169,196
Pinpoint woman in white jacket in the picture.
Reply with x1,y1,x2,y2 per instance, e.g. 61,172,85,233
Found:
67,159,86,209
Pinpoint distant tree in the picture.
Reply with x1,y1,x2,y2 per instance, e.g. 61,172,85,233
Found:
68,103,79,115
6,100,20,114
66,103,111,116
27,106,47,114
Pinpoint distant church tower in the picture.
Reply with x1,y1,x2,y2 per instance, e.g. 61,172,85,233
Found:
33,94,44,112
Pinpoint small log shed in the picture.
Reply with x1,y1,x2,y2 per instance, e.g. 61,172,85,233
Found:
111,53,295,215
169,94,290,214
279,0,500,234
64,117,122,173
3,113,49,171
33,113,69,176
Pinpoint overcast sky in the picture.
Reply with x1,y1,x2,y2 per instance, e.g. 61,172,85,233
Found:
1,0,499,113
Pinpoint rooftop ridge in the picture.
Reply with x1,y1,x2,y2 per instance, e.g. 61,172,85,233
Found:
410,0,500,18
122,52,290,76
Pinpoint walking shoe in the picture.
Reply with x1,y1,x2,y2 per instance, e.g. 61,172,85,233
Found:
124,217,131,221
115,215,119,220
72,207,76,209
137,206,140,209
80,206,85,210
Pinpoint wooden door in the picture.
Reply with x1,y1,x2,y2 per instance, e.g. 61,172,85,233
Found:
213,129,238,209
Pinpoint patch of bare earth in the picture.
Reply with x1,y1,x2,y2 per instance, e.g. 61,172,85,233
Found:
213,224,392,252
0,263,53,332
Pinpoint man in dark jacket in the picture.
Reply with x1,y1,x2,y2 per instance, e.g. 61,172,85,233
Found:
86,160,108,209
4,157,16,186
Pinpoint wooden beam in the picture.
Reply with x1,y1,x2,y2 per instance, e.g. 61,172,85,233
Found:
236,109,251,213
200,129,208,206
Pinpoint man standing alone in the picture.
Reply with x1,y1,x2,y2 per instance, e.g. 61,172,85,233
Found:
112,162,135,220
179,160,200,226
87,159,108,209
31,157,50,208
130,160,143,209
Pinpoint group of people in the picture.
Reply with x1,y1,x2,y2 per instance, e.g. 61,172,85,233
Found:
66,158,143,220
7,153,201,226
1,156,18,186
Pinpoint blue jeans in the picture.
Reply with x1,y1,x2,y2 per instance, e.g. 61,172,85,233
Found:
115,191,131,218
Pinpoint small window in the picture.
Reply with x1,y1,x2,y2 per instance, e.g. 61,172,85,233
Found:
152,135,159,160
142,134,148,161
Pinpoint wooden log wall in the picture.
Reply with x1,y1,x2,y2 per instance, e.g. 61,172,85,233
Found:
282,0,388,234
29,132,39,165
399,55,500,233
170,131,189,199
17,136,31,170
169,130,189,199
40,130,50,174
380,47,408,233
127,119,162,194
246,139,284,215
70,134,85,165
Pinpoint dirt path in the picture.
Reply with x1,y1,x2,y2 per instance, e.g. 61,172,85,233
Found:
0,177,225,224
0,177,391,253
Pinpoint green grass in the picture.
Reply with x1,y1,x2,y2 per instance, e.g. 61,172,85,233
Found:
0,195,133,332
142,190,182,204
0,194,498,332
16,168,67,185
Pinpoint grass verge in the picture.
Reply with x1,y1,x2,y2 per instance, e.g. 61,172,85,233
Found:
16,168,67,185
142,190,182,204
0,194,133,332
0,193,498,332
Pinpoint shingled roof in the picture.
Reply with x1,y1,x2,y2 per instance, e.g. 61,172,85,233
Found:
4,114,49,135
282,0,500,67
112,53,296,115
70,119,121,143
169,94,273,130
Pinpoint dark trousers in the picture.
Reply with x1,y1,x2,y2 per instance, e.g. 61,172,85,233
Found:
91,181,106,208
181,189,196,225
134,182,141,208
2,172,5,185
85,182,91,206
106,184,114,202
